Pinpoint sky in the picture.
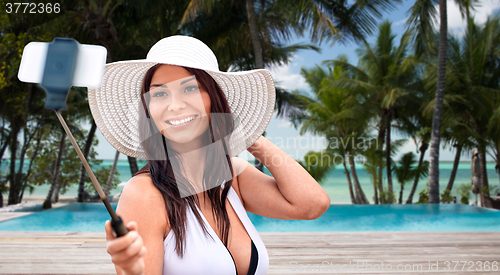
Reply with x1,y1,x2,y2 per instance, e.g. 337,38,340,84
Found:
92,0,500,162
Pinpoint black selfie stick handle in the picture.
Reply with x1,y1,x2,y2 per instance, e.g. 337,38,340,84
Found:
111,216,129,237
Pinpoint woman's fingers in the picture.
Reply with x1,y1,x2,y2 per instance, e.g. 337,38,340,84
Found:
104,220,115,240
104,221,146,264
105,220,137,240
115,246,146,271
105,220,146,275
109,235,146,271
107,230,140,256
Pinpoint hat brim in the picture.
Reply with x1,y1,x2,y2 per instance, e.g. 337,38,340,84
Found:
88,60,276,159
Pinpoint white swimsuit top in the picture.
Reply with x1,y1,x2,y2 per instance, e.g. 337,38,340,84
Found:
162,183,269,275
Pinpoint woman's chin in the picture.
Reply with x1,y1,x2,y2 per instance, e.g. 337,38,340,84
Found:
164,135,205,151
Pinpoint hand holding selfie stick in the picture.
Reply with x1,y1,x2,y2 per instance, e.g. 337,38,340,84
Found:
18,38,128,237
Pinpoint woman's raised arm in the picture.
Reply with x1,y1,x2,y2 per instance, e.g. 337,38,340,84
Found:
235,136,331,220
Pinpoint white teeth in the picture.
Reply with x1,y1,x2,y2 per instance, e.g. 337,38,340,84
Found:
168,115,196,125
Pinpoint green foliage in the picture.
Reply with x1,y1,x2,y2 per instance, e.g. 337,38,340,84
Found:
84,166,121,195
27,117,121,197
394,152,418,187
379,187,395,204
460,196,469,204
416,183,429,204
297,151,335,184
481,185,500,197
457,183,471,204
440,189,453,203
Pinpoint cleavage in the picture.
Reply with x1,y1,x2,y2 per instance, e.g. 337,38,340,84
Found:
197,196,253,275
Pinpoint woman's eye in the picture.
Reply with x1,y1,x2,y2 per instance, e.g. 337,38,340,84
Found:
153,91,167,97
185,85,199,92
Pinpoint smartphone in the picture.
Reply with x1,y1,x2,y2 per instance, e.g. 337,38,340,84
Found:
17,40,107,89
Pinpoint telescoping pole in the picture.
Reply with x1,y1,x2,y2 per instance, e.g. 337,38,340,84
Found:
54,111,129,237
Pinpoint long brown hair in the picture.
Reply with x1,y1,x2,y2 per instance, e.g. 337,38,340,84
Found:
135,64,235,257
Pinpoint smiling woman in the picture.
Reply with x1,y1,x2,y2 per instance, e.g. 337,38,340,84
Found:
146,65,212,153
87,35,330,275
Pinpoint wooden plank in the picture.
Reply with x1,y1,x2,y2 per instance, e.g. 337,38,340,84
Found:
0,232,498,274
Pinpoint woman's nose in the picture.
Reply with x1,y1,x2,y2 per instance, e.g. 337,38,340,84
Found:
167,93,186,111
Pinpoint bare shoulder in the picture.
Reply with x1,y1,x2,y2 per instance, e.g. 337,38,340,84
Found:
116,173,169,237
115,174,168,274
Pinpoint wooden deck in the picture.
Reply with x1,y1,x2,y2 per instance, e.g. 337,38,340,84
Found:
0,231,498,274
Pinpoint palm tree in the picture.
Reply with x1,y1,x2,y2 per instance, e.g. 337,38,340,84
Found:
406,0,478,203
325,21,419,203
394,79,432,204
456,17,500,204
362,144,385,204
394,152,429,204
440,115,476,194
422,16,500,205
405,127,431,203
295,63,371,204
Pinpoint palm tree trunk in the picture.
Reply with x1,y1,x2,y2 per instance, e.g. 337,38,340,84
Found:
246,0,263,69
7,123,21,205
445,143,462,193
105,150,120,197
8,84,33,205
479,145,490,207
0,131,12,168
13,130,29,204
0,131,12,206
496,161,500,189
78,120,97,202
19,123,44,203
378,165,385,204
342,162,357,204
428,0,448,204
245,0,265,172
43,131,66,209
385,112,393,203
398,183,404,204
406,141,428,204
377,122,386,204
348,152,369,204
128,156,139,175
52,179,62,203
373,174,379,204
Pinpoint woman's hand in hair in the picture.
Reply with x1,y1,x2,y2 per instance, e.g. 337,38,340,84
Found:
105,220,147,275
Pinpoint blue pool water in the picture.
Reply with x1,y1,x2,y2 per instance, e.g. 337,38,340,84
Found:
0,203,498,232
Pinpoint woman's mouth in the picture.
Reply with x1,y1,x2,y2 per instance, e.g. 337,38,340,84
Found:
166,115,198,127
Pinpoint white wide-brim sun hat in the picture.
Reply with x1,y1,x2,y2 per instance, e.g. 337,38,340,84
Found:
88,35,276,159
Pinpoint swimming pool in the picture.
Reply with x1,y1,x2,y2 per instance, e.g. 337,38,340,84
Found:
0,203,498,232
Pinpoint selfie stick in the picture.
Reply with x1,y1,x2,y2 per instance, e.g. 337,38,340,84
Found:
54,111,128,237
20,38,128,237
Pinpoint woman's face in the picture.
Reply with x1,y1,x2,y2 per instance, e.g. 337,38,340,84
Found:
147,64,211,148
